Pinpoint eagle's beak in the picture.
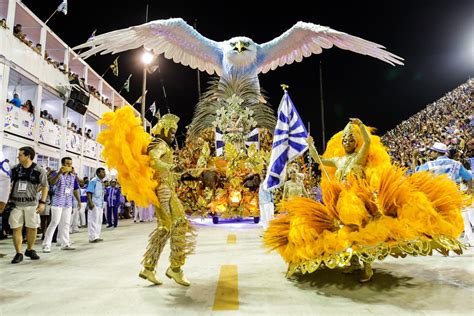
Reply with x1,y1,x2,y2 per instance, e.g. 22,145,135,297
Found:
236,41,245,53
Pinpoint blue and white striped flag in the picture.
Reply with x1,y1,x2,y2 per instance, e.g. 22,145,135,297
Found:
245,128,259,150
215,127,225,156
264,91,308,190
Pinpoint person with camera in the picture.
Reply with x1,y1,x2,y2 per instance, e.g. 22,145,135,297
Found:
8,147,48,264
42,157,81,253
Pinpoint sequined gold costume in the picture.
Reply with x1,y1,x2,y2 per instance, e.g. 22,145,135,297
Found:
310,119,370,181
140,114,196,286
98,108,195,286
264,119,467,282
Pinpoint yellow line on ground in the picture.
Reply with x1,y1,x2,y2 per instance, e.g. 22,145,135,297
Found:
227,234,237,244
213,265,239,311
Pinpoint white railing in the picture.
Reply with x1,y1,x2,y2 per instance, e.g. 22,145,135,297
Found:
3,106,101,159
38,117,61,147
3,104,35,139
83,137,98,159
65,129,82,153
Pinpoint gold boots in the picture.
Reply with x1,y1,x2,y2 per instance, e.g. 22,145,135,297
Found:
342,257,362,274
165,266,191,286
139,268,163,285
359,262,373,282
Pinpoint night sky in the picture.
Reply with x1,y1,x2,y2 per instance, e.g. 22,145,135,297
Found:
22,1,474,150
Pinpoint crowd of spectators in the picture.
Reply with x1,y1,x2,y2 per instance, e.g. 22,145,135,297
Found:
382,79,473,169
7,93,96,139
7,93,34,115
10,22,113,109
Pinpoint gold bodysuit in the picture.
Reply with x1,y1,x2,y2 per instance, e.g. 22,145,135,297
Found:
309,121,371,182
141,138,194,271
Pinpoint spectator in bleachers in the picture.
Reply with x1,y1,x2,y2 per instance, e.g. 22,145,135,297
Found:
383,79,473,167
13,24,24,40
85,129,93,139
9,93,22,108
34,43,42,55
40,110,53,121
21,100,34,115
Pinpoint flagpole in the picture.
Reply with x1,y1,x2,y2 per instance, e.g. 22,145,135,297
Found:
77,29,96,56
319,61,326,151
45,10,58,25
101,67,110,78
311,141,331,182
118,74,131,94
307,120,331,182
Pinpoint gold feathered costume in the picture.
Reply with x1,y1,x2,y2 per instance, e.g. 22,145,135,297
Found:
98,106,158,207
264,123,467,277
98,106,195,286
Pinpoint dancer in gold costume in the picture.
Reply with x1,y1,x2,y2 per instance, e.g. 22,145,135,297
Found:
308,118,373,280
264,118,467,282
138,114,195,286
97,108,195,287
309,118,370,182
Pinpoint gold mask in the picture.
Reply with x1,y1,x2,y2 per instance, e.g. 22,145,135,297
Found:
151,113,180,137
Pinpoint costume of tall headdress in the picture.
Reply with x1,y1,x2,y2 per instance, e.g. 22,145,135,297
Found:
264,124,467,278
97,106,195,286
342,121,357,142
151,113,179,137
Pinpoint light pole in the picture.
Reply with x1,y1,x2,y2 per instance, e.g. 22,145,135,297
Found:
141,50,154,130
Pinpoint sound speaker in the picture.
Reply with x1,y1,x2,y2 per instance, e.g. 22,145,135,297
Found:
70,89,90,105
65,99,88,115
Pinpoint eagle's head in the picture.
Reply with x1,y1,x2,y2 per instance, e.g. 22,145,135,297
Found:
223,36,257,68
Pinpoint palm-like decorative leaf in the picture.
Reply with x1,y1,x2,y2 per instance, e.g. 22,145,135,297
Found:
188,76,276,136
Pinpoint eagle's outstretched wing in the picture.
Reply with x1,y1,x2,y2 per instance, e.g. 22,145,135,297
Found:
257,21,404,74
74,18,223,75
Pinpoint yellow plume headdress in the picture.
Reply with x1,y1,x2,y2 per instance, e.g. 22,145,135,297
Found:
151,113,180,136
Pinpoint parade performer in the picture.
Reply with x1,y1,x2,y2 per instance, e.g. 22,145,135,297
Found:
98,107,195,286
282,164,309,200
264,118,467,282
